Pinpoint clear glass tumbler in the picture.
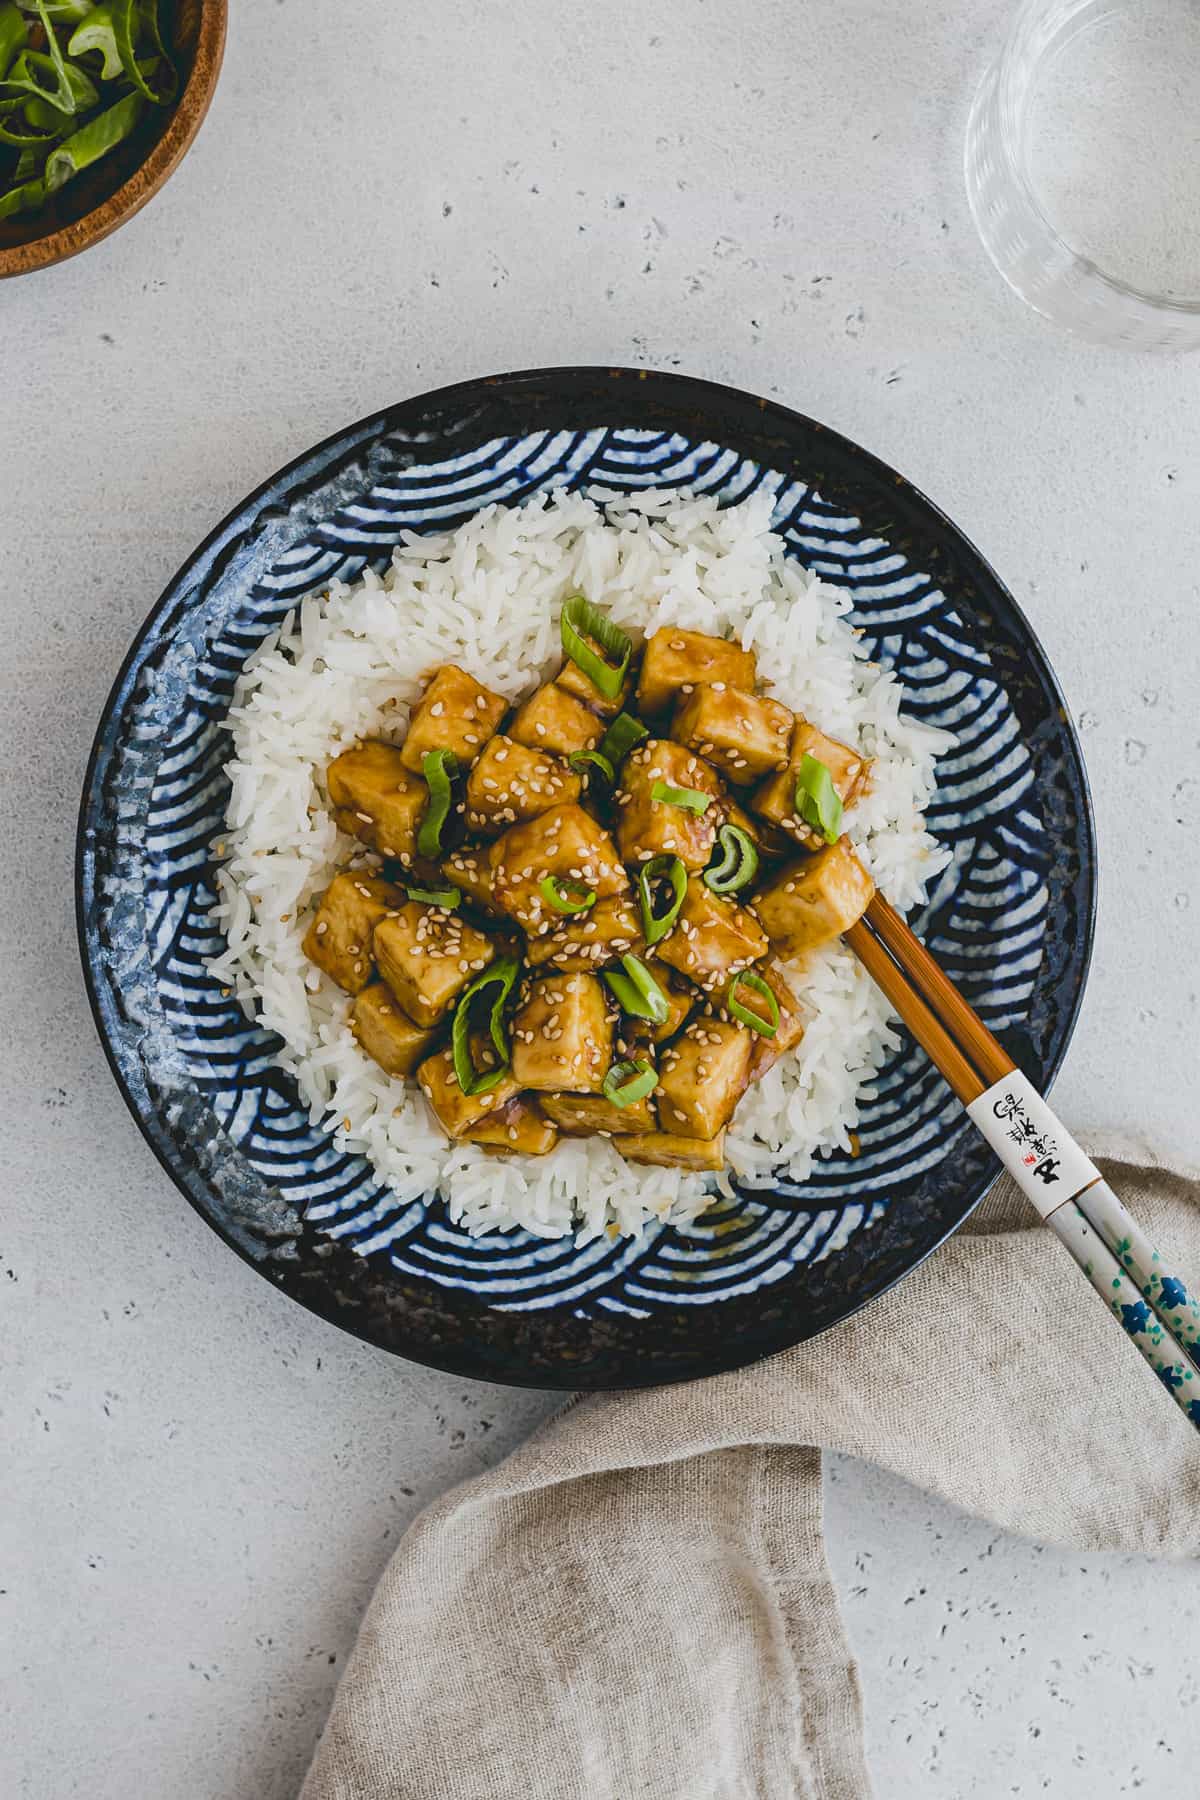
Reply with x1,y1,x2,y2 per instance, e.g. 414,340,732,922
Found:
965,0,1200,351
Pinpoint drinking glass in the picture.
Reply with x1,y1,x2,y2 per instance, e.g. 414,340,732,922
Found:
965,0,1200,350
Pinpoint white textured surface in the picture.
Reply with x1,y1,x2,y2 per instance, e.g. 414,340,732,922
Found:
2,1,1199,1795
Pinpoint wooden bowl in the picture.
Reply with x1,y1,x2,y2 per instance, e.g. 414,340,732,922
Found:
0,0,227,279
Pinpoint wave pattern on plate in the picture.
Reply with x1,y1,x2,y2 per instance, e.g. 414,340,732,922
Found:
101,424,1048,1317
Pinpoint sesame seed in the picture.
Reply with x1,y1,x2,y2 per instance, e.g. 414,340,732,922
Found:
356,811,373,824
315,921,329,936
430,701,445,716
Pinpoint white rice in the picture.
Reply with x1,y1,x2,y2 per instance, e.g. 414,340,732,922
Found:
208,488,954,1242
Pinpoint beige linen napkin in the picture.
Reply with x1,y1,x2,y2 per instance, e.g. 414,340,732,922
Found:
302,1152,1200,1800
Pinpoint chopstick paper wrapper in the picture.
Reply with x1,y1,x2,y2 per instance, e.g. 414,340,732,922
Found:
966,1071,1100,1218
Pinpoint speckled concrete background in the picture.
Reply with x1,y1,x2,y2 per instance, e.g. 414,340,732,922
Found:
3,3,1200,1795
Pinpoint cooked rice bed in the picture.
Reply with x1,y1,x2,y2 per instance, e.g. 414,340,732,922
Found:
208,489,952,1242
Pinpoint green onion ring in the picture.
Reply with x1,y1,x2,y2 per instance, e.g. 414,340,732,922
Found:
67,5,124,81
598,711,648,767
405,884,462,911
568,749,615,784
650,779,711,815
794,752,843,845
451,955,520,1096
726,970,780,1037
703,823,759,894
416,748,458,859
560,595,632,701
0,170,42,212
111,0,176,104
637,854,687,946
602,1059,657,1109
44,87,142,190
539,874,596,915
27,2,80,108
602,953,670,1025
0,5,29,82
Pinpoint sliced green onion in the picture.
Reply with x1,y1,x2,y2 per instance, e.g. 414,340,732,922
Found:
43,87,143,190
539,873,596,915
704,823,759,894
67,4,124,80
598,710,648,767
1,46,96,116
726,970,780,1037
27,0,83,108
417,748,458,859
406,884,462,911
603,953,669,1025
0,5,29,83
111,0,176,104
794,753,843,845
0,0,176,225
23,93,76,130
560,595,632,701
568,749,614,784
451,955,520,1096
651,779,711,815
0,104,58,149
602,1059,657,1109
0,170,41,212
637,854,686,946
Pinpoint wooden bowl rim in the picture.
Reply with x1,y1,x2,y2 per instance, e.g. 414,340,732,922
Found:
0,0,228,279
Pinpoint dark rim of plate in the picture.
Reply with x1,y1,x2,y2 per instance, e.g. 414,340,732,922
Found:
76,366,1097,1390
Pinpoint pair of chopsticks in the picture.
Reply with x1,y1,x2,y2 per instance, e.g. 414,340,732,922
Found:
846,894,1200,1432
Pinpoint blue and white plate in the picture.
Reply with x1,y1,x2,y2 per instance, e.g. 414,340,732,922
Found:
77,368,1095,1388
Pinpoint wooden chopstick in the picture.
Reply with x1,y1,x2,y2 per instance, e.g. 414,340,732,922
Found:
844,887,1200,1430
865,893,1014,1087
842,917,985,1104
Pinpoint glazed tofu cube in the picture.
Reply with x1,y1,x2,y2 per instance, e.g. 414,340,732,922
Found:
636,627,756,718
374,901,495,1028
326,742,427,863
491,803,628,936
721,795,794,864
463,1094,560,1155
540,1062,657,1137
524,895,642,973
555,660,633,719
400,665,507,774
752,841,875,955
302,871,405,994
417,1044,520,1139
657,1018,751,1139
441,843,501,916
616,739,722,872
463,735,581,836
508,683,602,757
655,877,767,994
510,973,613,1092
751,719,871,849
611,1128,727,1172
351,982,439,1077
671,684,793,787
743,960,808,1081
